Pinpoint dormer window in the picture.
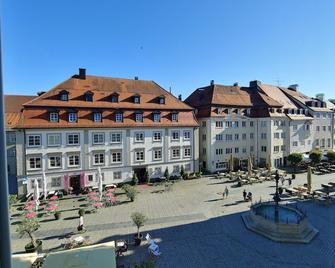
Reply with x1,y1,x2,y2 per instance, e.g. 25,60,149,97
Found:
133,94,141,104
153,111,161,122
93,112,102,122
115,112,123,122
68,112,77,123
171,112,178,122
60,90,69,101
135,111,143,122
85,91,93,102
158,96,165,104
246,108,251,115
49,112,59,123
111,93,119,103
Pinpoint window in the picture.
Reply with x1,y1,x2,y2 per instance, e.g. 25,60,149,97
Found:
323,126,326,131
68,155,80,167
172,131,180,140
47,134,61,147
28,135,41,147
315,139,319,146
49,155,61,168
114,171,122,180
328,126,332,131
328,138,331,147
216,148,223,155
153,113,161,122
233,121,239,128
7,133,16,143
216,121,223,128
153,148,162,160
250,121,254,127
203,148,206,154
111,94,119,103
202,134,206,141
134,95,140,103
226,134,233,141
202,121,206,127
321,139,325,148
184,147,191,157
110,132,122,143
88,175,93,182
7,148,16,157
301,141,305,146
274,133,279,139
281,145,286,151
154,167,162,175
274,146,279,153
49,112,59,122
261,121,266,127
159,96,165,104
135,113,143,122
60,92,68,101
250,133,254,139
235,147,239,153
274,121,279,126
281,133,286,139
250,146,254,152
115,113,123,122
67,133,80,145
226,148,232,154
94,112,102,122
234,134,239,140
328,113,332,118
135,150,145,161
242,121,246,127
28,156,41,169
171,113,178,122
85,92,93,102
183,131,191,140
261,133,267,139
111,151,122,163
261,146,267,152
68,113,77,123
93,133,105,144
242,148,247,153
316,126,320,131
153,132,162,141
293,125,297,131
216,134,223,141
242,133,246,140
216,162,228,169
225,121,232,128
292,141,298,146
172,148,180,159
135,132,145,142
306,124,310,131
93,152,105,165
51,177,61,187
173,165,180,173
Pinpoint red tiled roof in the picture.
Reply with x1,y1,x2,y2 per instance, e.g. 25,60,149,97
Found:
17,74,198,128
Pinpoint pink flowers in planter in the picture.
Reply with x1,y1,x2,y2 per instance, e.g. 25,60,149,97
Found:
25,212,36,219
49,195,58,201
93,202,103,209
89,196,99,202
105,192,114,197
24,201,36,211
47,205,57,212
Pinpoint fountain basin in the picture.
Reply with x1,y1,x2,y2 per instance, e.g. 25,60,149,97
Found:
242,202,318,243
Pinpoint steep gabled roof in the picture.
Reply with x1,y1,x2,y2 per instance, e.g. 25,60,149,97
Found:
258,84,299,109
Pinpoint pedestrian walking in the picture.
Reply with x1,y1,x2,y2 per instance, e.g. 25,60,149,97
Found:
281,177,285,185
222,191,225,199
224,186,229,198
288,178,292,186
243,189,247,201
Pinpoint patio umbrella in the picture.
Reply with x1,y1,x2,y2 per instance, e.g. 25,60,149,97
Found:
33,178,40,211
98,167,103,201
42,171,47,200
307,166,312,192
230,154,234,172
248,157,253,176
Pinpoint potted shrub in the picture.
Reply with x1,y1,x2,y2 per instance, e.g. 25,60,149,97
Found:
180,165,185,179
78,208,85,216
54,211,61,220
131,212,146,246
132,173,139,186
16,218,42,253
164,168,170,181
144,170,150,184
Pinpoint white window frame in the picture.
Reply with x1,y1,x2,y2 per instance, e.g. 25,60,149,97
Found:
51,177,62,187
93,112,102,122
93,152,105,166
66,133,80,145
111,151,122,163
68,154,80,167
68,112,78,123
49,112,59,123
153,113,161,122
47,133,61,147
113,171,122,180
92,133,105,145
115,113,123,122
172,113,178,122
183,130,191,140
135,113,143,122
135,149,145,162
171,131,180,141
153,148,162,161
110,132,122,143
27,134,41,147
153,131,162,142
48,155,62,169
184,147,191,158
134,132,145,143
171,147,180,159
28,156,42,170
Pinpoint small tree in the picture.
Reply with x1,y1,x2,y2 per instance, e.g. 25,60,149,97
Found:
132,173,139,186
164,167,170,180
327,151,335,162
16,218,40,248
125,186,136,202
8,194,17,209
310,150,322,165
287,153,303,173
131,212,146,238
180,165,185,179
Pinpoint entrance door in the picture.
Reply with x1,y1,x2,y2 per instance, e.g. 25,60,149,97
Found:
133,167,147,184
70,175,81,194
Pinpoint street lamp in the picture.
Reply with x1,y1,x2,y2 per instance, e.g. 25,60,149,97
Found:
273,170,281,223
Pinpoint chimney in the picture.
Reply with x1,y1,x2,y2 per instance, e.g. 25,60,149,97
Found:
288,84,299,91
37,91,46,96
78,68,86,79
315,93,325,101
210,80,214,86
249,80,261,88
134,76,138,80
233,82,239,86
178,94,182,101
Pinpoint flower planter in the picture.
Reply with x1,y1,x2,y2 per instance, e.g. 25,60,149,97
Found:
25,240,42,253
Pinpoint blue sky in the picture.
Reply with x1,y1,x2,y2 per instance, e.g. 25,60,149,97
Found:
2,0,335,99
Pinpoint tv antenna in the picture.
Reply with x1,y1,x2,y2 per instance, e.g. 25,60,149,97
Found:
274,79,285,86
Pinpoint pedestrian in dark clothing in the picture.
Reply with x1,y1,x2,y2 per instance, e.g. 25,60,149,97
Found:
248,192,253,202
225,186,229,198
243,189,247,201
288,178,292,186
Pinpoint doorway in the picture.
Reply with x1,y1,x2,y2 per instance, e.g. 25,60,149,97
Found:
70,175,81,194
133,167,147,184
